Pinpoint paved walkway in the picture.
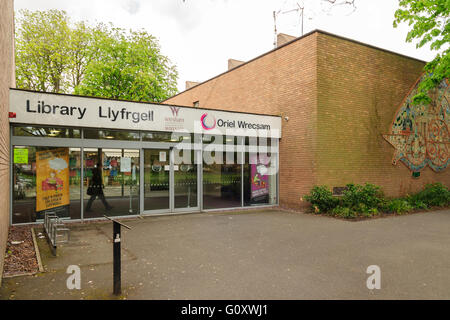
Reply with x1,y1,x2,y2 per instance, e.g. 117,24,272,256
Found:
1,209,450,299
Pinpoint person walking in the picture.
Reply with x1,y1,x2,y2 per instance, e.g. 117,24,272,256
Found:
85,162,113,212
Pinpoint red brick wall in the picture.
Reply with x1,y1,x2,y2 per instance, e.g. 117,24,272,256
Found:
315,32,449,198
165,32,319,210
165,30,450,210
0,0,14,285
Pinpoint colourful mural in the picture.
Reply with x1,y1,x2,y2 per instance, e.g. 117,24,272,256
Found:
383,77,449,172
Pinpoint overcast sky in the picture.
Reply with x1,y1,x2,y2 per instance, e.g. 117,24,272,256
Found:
14,0,437,93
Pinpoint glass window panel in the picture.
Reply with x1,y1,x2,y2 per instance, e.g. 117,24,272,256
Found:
245,136,272,147
13,126,80,138
83,148,140,218
144,149,170,211
203,151,241,209
174,149,198,209
83,129,139,141
12,146,81,224
244,152,278,206
142,131,192,143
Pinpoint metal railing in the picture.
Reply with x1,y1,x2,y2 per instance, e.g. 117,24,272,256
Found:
44,211,70,256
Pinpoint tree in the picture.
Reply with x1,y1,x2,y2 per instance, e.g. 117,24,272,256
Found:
75,28,178,102
15,9,178,102
15,9,72,92
67,21,99,89
394,0,449,104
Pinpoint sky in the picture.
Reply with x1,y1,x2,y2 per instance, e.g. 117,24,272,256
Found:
14,0,438,93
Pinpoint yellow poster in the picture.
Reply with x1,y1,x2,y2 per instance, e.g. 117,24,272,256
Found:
36,148,70,212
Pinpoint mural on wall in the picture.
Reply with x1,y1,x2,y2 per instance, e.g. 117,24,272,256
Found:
383,77,449,172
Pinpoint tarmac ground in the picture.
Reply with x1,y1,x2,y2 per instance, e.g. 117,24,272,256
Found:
1,208,450,299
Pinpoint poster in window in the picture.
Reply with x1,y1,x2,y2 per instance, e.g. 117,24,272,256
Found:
250,154,270,200
120,157,131,172
36,148,70,212
14,148,28,164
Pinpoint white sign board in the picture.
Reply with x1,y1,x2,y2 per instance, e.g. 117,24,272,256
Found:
9,90,282,138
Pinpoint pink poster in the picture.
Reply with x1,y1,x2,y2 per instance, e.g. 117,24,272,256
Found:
250,154,270,200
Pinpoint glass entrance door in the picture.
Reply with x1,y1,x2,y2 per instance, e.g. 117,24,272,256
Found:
174,149,199,211
144,149,170,212
143,148,199,213
83,148,140,218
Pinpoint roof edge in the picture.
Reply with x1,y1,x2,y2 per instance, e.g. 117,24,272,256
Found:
165,29,428,102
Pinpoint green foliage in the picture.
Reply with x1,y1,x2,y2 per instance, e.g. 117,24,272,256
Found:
331,206,357,219
303,186,339,213
387,199,414,214
15,9,71,92
15,9,178,102
409,182,450,207
394,0,450,104
341,183,385,212
305,182,449,219
406,196,429,210
75,28,178,102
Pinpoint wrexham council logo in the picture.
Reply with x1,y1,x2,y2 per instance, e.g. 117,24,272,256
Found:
201,113,216,130
169,106,180,117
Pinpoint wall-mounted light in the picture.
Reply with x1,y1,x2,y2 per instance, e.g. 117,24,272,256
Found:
284,116,289,122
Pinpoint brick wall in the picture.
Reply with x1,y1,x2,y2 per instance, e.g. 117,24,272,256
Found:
165,32,319,210
315,32,449,198
164,30,450,210
0,0,14,285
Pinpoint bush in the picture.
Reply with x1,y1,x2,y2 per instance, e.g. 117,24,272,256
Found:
304,186,339,213
409,183,450,207
387,199,413,214
342,183,384,211
331,206,357,219
305,182,449,219
405,195,428,210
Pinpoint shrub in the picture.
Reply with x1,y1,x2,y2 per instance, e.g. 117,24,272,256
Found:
410,183,450,207
331,206,357,219
387,199,413,214
366,207,379,217
405,195,428,210
342,183,385,211
412,200,428,210
304,186,339,213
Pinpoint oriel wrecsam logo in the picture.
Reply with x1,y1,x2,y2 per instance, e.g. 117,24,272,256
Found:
201,113,216,130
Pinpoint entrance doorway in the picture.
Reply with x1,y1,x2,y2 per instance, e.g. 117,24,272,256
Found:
83,148,140,218
143,148,199,213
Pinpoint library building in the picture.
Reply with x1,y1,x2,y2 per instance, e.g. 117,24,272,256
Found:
7,30,450,225
9,89,281,224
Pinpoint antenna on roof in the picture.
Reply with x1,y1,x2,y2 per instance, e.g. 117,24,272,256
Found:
273,1,305,48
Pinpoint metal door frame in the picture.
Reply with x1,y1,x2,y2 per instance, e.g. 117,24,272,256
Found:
142,147,200,215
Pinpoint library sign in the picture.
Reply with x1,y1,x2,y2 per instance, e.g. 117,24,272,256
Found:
9,89,281,138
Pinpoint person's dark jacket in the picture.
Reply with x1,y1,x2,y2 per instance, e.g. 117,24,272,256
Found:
90,167,104,194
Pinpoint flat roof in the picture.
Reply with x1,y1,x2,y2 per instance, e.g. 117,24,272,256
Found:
165,29,427,101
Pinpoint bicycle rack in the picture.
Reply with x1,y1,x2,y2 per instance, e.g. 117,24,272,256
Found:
44,211,70,256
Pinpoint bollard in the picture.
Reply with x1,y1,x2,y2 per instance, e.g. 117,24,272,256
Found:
113,221,121,295
104,215,131,296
